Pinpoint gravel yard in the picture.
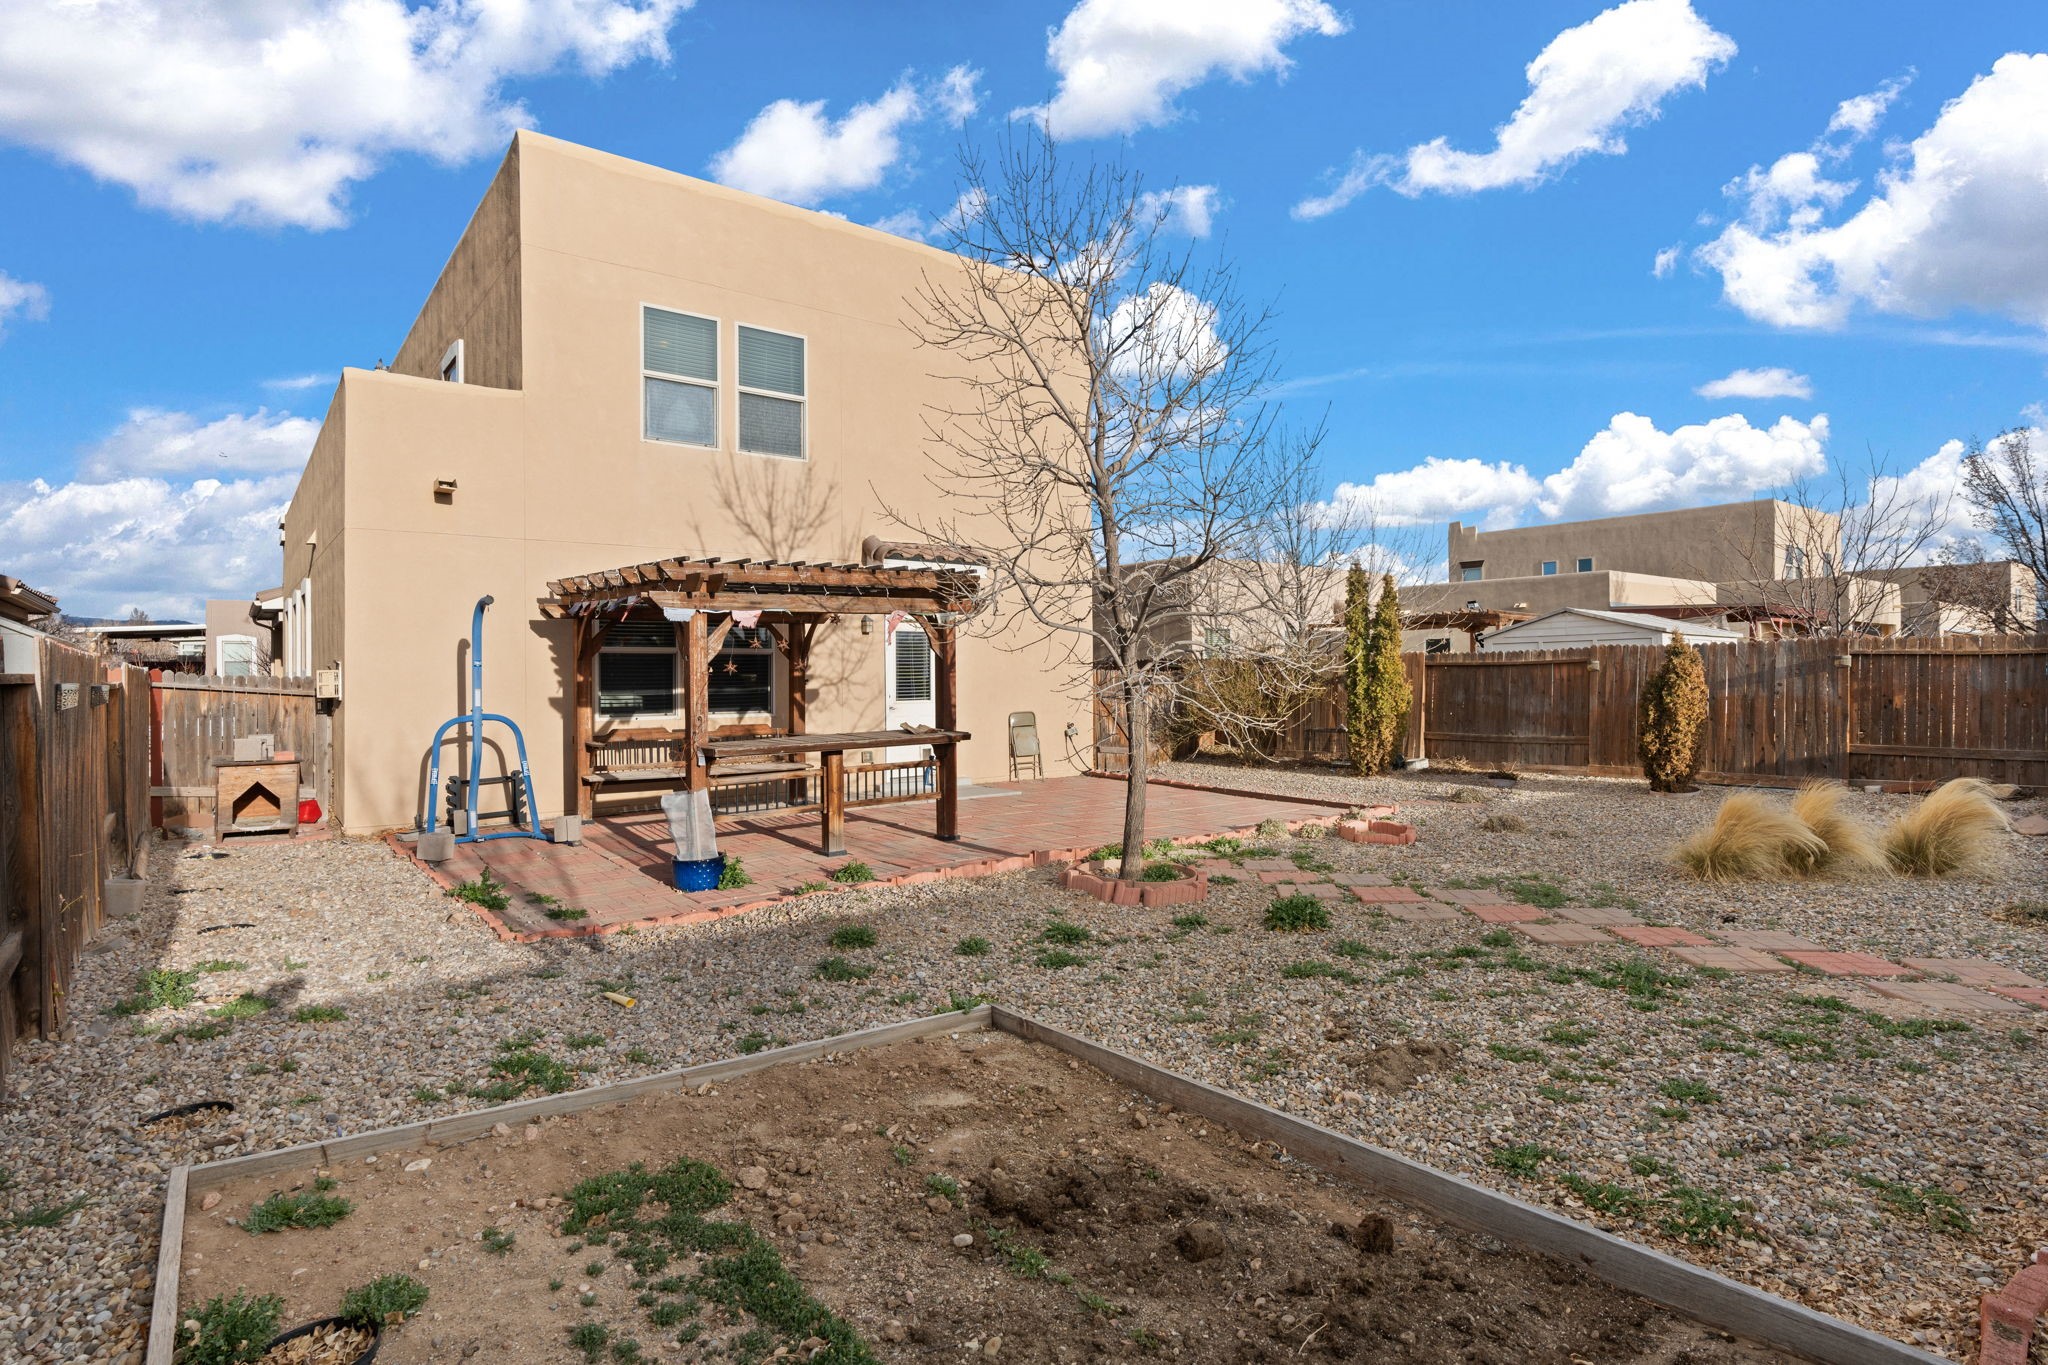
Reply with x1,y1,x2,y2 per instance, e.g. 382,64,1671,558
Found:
5,764,2044,1363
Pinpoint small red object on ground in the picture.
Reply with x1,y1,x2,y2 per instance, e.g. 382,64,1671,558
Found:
298,798,322,825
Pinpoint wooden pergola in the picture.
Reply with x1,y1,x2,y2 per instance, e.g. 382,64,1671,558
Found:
540,556,980,854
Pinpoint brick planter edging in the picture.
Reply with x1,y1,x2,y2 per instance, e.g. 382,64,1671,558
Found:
1981,1251,2048,1365
1059,861,1209,908
1337,817,1417,846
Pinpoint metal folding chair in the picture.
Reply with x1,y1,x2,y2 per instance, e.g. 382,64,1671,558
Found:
1007,710,1043,780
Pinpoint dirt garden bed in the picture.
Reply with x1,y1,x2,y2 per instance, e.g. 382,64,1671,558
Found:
170,1021,1836,1365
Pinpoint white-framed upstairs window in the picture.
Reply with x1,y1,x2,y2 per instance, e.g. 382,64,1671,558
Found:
737,324,805,459
643,306,719,448
1576,556,1594,573
218,635,258,677
1540,560,1557,576
597,621,679,720
439,339,464,383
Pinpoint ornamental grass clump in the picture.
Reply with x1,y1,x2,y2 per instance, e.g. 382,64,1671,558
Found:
1783,782,1883,877
1883,778,2008,877
1638,635,1709,793
1674,792,1824,882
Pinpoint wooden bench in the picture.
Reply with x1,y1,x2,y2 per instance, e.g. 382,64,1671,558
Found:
584,725,814,797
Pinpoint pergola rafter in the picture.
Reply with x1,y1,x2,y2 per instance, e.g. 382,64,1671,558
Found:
541,555,979,853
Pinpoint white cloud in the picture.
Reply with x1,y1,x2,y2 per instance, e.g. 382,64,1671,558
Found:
1824,72,1912,145
1293,0,1732,217
262,372,334,392
1138,184,1220,237
0,404,319,617
1652,245,1681,278
0,270,51,337
1695,367,1814,401
0,473,299,620
1698,53,2048,331
934,65,983,125
709,68,979,207
80,407,319,480
1026,0,1346,139
1535,412,1829,520
1328,411,1830,533
0,0,693,229
1104,281,1227,384
1331,459,1542,529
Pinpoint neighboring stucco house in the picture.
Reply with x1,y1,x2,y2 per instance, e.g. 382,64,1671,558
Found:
1418,500,1904,636
0,575,58,673
204,596,280,676
277,132,1087,836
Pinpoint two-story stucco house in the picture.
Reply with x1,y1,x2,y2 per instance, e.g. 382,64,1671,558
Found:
276,132,1086,836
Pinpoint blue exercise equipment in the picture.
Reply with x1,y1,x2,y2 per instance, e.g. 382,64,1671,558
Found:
424,595,544,844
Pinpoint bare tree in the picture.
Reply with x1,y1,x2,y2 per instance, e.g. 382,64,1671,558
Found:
1959,426,2048,607
1171,449,1437,757
1726,453,1954,636
896,127,1290,879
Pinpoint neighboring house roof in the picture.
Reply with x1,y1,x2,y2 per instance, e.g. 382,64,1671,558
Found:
1484,607,1746,646
78,621,205,640
0,574,58,624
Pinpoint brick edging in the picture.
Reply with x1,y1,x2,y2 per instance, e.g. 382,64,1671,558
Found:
1981,1252,2048,1365
385,804,1350,943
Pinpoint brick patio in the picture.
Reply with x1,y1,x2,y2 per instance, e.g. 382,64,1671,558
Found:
401,775,1347,940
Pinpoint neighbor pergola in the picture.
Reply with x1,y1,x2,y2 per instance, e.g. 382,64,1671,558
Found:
540,555,981,853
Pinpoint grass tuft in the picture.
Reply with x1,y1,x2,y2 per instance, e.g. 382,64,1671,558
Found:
827,924,877,950
245,1188,353,1234
446,868,511,911
1784,782,1884,876
1263,895,1330,932
339,1273,429,1328
827,862,874,884
178,1290,284,1365
1883,778,2008,877
1674,792,1825,882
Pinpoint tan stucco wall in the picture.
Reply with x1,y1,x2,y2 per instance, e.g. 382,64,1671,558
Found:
203,598,272,674
391,144,522,391
287,133,1089,834
1447,500,1831,584
1405,569,1720,619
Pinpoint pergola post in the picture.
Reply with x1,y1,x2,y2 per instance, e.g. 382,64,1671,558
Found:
571,615,597,820
928,618,959,840
679,611,710,793
780,619,816,808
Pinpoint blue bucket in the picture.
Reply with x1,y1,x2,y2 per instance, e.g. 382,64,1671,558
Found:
672,855,724,893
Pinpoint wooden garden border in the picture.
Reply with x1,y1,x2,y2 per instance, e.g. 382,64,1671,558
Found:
147,1006,1941,1365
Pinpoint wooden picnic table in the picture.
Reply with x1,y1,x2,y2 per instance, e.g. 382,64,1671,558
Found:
700,728,972,855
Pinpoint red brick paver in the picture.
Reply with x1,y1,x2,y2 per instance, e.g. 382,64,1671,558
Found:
1606,925,1711,947
1778,951,1919,978
1274,883,1341,899
1330,872,1392,887
1242,859,1296,872
1257,870,1305,884
1426,887,1514,906
1709,929,1828,951
1897,958,2044,989
1513,923,1608,947
1368,900,1463,923
1346,884,1428,903
1864,980,2030,1014
1990,987,2048,1009
1466,903,1547,924
1551,906,1644,927
1669,946,1794,973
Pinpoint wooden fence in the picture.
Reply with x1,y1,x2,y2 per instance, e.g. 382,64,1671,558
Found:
1264,634,2047,787
0,637,151,1089
150,673,324,835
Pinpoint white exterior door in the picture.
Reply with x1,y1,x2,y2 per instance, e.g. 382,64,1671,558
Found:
883,620,935,765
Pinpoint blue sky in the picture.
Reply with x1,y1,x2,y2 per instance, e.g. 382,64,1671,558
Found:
1,0,2044,617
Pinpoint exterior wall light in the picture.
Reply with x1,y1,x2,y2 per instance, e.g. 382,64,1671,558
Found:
859,615,874,635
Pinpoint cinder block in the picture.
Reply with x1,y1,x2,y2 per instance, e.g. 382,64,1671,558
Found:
552,816,582,845
418,831,455,863
104,877,144,920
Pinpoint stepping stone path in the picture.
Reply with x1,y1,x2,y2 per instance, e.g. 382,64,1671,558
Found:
1234,867,2047,1018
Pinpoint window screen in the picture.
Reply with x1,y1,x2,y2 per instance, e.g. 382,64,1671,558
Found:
892,627,932,702
219,637,256,677
739,393,803,458
1576,557,1594,573
598,651,675,717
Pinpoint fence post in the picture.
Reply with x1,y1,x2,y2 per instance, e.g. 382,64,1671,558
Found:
1,673,43,1041
1403,653,1428,764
